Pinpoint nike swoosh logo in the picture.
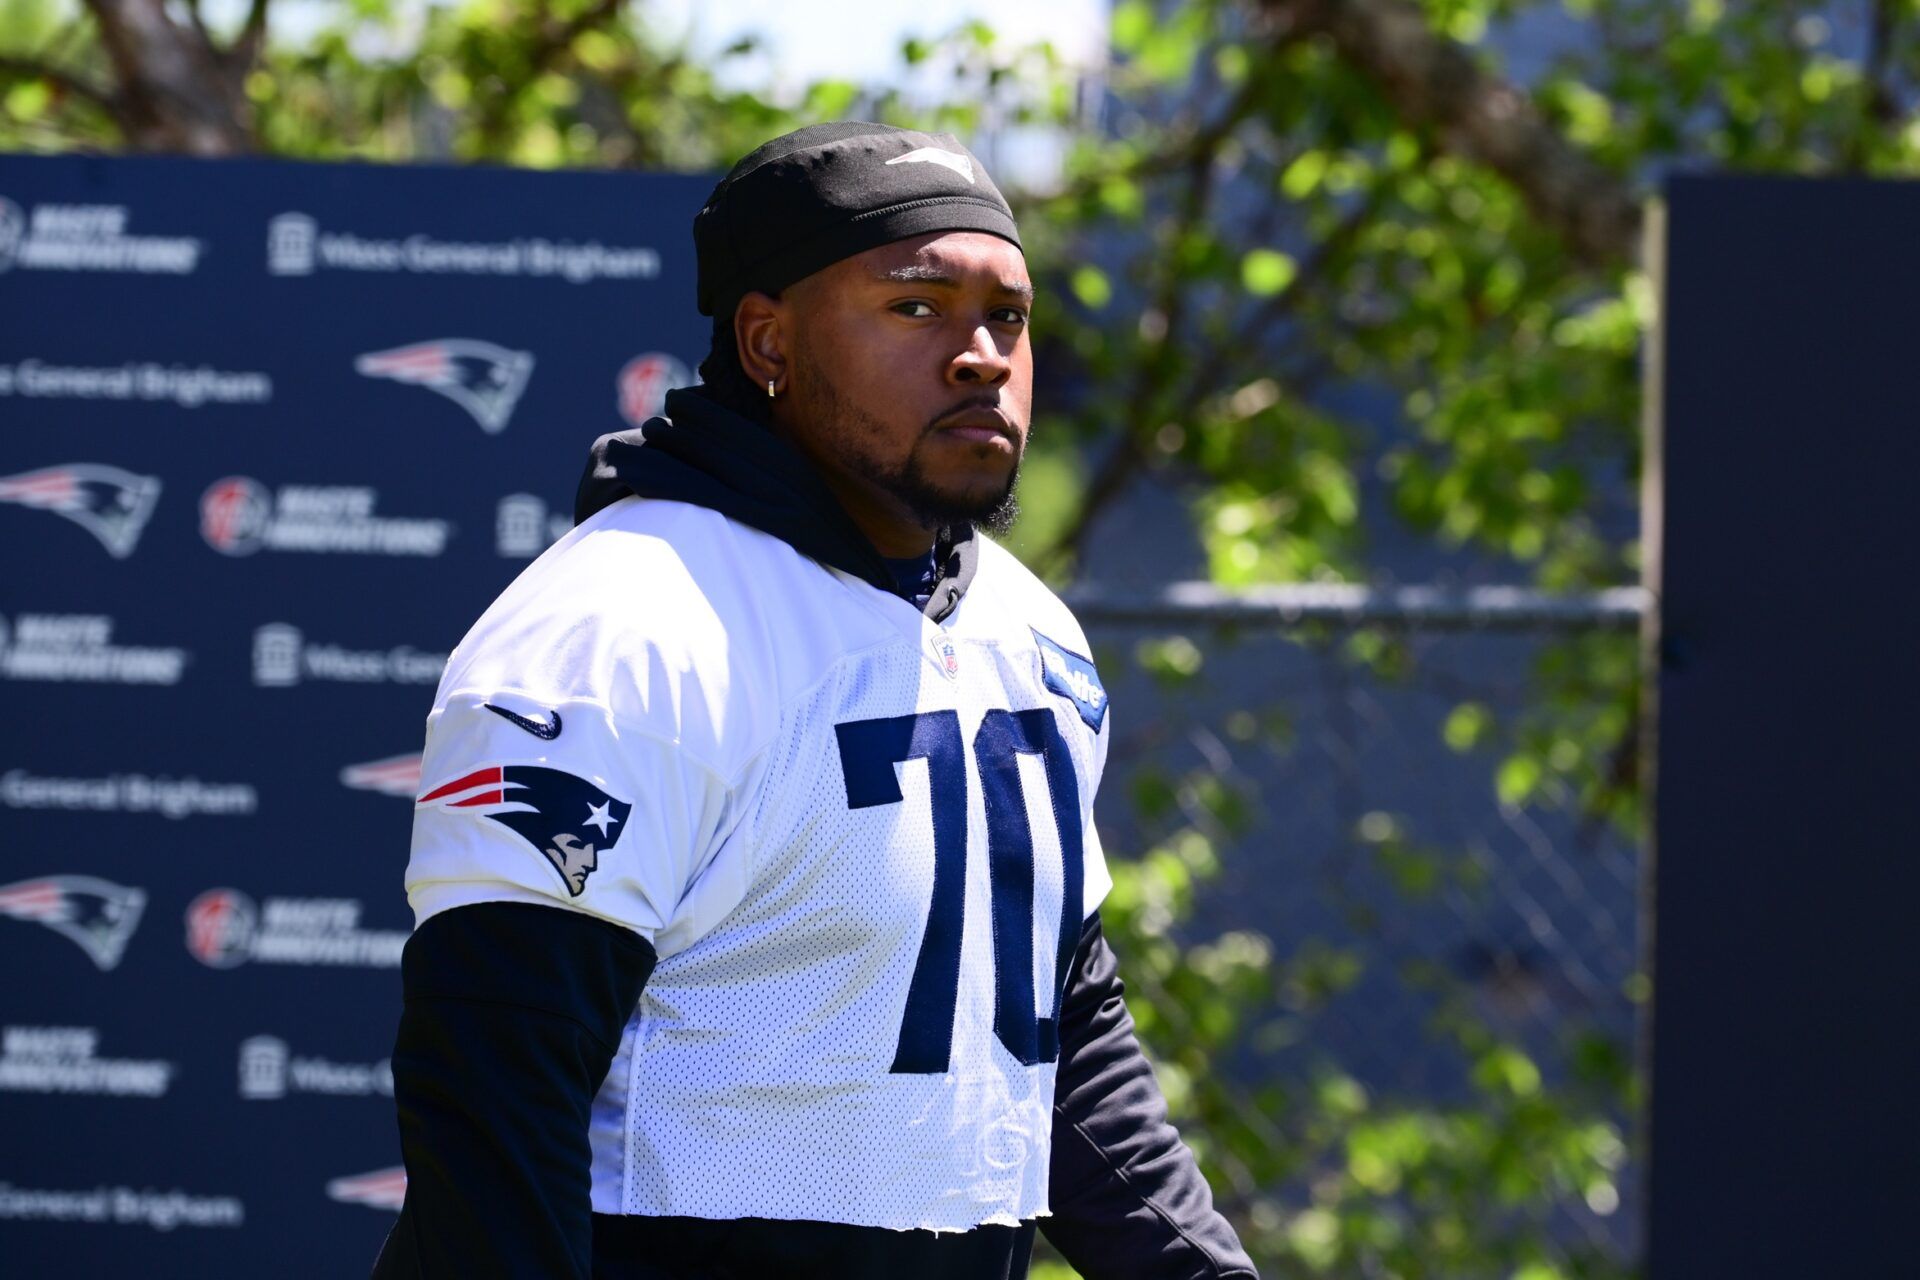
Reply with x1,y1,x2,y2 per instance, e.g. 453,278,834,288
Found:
885,147,975,184
484,703,562,740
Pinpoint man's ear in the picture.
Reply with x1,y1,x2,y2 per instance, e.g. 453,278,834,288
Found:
734,291,789,394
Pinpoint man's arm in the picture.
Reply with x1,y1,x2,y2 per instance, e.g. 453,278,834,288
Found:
372,901,656,1279
1042,913,1259,1280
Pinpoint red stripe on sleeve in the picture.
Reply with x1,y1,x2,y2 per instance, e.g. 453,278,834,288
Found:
417,766,502,803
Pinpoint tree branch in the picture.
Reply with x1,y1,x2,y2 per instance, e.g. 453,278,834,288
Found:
226,0,273,76
1037,70,1276,572
1182,182,1385,414
476,0,627,149
1849,0,1901,171
1261,0,1642,269
179,0,216,51
0,54,121,117
84,0,253,153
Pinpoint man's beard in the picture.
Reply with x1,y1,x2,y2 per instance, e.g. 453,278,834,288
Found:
796,360,1022,537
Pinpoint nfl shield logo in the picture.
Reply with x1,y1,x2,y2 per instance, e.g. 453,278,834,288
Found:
929,635,959,680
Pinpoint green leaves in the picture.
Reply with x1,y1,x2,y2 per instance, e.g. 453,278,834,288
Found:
1444,702,1494,752
1110,0,1207,83
1473,1045,1544,1099
1135,634,1206,685
1239,248,1298,296
1068,264,1112,309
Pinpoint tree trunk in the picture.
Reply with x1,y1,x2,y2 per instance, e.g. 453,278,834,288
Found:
86,0,255,154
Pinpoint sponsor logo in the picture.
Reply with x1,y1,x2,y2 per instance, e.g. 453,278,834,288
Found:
885,147,976,184
484,702,562,740
0,463,160,558
495,493,570,557
0,198,20,262
237,1034,286,1098
199,476,450,557
185,889,406,969
0,359,270,406
0,197,202,275
251,623,446,688
417,766,630,898
355,339,533,434
0,1026,173,1097
0,613,188,685
0,1184,244,1230
326,1167,406,1212
251,623,299,686
616,352,693,425
238,1035,392,1100
0,876,144,970
266,210,659,284
266,212,316,275
1032,628,1107,731
339,754,422,797
0,770,257,819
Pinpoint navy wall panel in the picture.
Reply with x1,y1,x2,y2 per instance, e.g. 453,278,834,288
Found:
1648,175,1920,1277
0,153,711,1277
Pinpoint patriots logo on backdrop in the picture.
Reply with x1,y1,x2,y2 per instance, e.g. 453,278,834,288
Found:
1032,628,1107,731
354,339,534,434
417,765,631,897
0,875,146,970
339,753,424,798
326,1167,407,1211
0,463,161,558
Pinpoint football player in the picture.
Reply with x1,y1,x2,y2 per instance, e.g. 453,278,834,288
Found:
375,122,1257,1280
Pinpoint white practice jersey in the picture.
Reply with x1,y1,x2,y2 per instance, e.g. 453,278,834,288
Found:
405,496,1113,1231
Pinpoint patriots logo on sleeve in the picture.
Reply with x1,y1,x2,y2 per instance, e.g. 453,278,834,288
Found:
417,765,631,897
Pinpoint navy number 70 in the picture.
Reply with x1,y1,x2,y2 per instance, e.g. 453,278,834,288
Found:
835,709,1085,1074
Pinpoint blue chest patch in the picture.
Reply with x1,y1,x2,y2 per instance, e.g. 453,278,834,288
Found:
1032,629,1107,731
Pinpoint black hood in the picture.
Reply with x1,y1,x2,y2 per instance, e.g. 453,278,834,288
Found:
574,385,976,622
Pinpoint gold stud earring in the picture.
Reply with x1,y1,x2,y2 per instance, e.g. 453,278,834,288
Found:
767,378,776,399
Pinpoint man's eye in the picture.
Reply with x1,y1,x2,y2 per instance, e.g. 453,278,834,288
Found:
894,301,936,317
993,308,1029,326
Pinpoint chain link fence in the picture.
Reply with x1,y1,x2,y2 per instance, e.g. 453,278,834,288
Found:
1058,585,1647,1277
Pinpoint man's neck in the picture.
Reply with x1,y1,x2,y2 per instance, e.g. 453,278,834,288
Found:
766,414,937,557
842,498,938,558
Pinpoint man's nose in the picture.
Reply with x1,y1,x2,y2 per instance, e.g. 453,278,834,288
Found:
950,325,1011,386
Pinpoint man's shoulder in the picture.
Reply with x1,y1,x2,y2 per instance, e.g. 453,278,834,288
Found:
440,498,898,766
508,495,877,637
562,493,804,589
480,499,772,655
969,533,1093,657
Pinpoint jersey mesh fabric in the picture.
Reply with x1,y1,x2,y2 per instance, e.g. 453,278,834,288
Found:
405,499,1111,1232
605,627,1099,1228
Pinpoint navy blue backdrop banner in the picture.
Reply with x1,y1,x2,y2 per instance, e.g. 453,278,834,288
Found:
0,152,712,1277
